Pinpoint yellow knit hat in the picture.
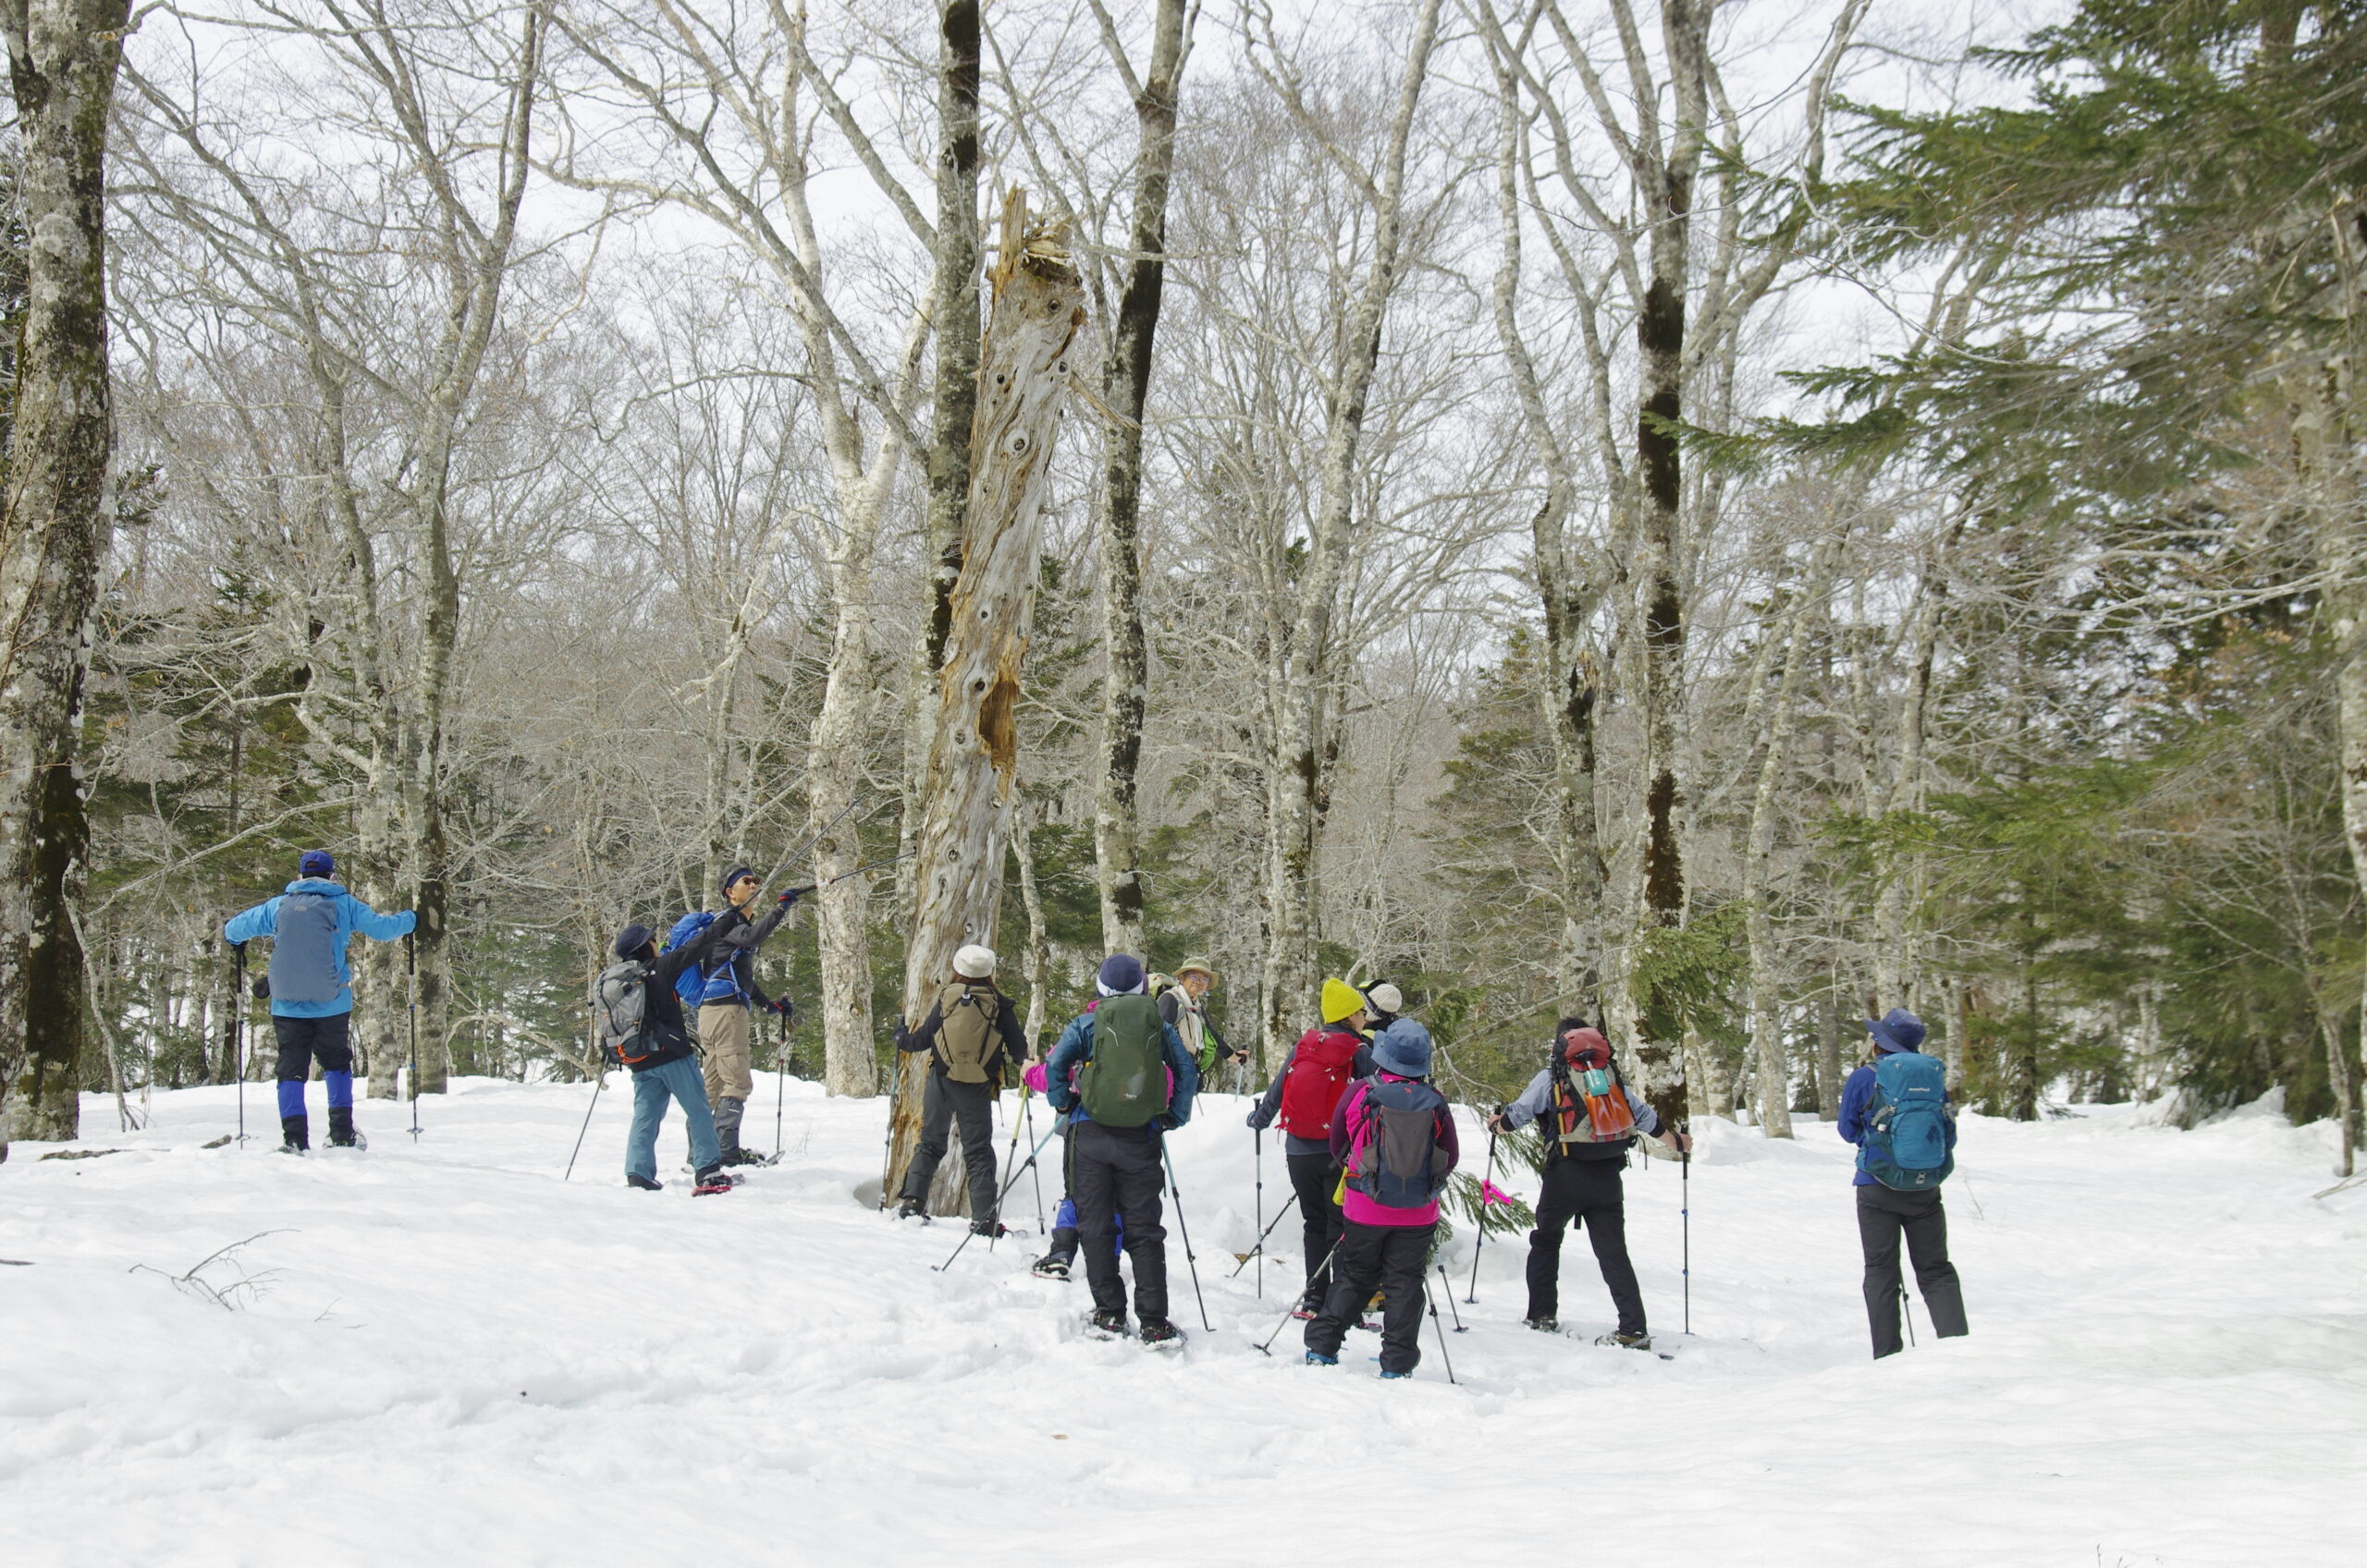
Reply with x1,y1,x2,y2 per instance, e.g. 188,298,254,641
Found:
1320,977,1365,1024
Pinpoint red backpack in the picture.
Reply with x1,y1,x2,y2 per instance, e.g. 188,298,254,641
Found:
1278,1026,1362,1139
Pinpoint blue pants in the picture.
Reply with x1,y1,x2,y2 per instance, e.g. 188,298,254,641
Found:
273,1013,354,1120
626,1056,719,1182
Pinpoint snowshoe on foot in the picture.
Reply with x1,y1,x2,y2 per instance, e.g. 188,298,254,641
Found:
326,1109,363,1149
275,1141,307,1157
1524,1316,1560,1334
1030,1253,1073,1280
1085,1309,1130,1340
968,1219,1007,1239
1597,1330,1652,1351
325,1130,367,1151
1379,1369,1412,1380
895,1196,926,1220
1139,1318,1184,1350
692,1165,735,1196
719,1146,768,1169
1304,1351,1338,1366
626,1174,663,1192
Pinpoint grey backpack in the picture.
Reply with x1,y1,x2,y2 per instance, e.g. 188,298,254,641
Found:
267,890,343,1005
595,961,656,1065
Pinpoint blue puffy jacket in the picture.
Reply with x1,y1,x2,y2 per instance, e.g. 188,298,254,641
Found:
224,879,416,1018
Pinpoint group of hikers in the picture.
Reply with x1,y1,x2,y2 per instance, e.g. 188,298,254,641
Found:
225,848,1972,1368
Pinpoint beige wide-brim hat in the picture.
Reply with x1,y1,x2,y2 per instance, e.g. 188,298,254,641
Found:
1174,957,1218,983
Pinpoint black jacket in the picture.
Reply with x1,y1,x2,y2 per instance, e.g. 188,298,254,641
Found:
634,909,746,1071
895,983,1028,1083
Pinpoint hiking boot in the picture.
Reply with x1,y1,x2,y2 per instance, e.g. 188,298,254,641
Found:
1030,1253,1073,1280
626,1174,663,1192
1304,1351,1338,1366
1524,1316,1560,1334
1597,1330,1652,1351
692,1165,734,1195
720,1146,768,1168
1086,1309,1129,1339
326,1109,362,1148
1138,1318,1184,1348
278,1116,309,1154
968,1219,1006,1239
895,1196,926,1220
1379,1369,1413,1379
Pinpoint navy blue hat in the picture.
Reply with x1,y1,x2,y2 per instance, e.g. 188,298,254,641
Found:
1372,1019,1433,1077
1863,1008,1927,1054
720,864,755,893
299,849,334,878
1096,953,1145,995
614,923,655,961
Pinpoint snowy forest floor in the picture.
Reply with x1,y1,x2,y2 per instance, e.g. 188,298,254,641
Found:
4,1079,2362,1567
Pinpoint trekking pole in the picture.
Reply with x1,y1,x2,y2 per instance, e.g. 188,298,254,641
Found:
1423,1274,1460,1384
932,1119,1063,1272
227,942,250,1145
989,1083,1031,1252
564,1068,605,1181
877,1045,903,1209
1901,1282,1918,1347
1681,1132,1691,1336
1227,1192,1300,1278
1466,1128,1499,1305
1021,1088,1047,1232
773,1010,789,1162
1256,1234,1343,1354
755,790,870,893
785,847,924,900
1162,1145,1213,1331
405,931,422,1142
1254,1127,1264,1300
1436,1264,1467,1332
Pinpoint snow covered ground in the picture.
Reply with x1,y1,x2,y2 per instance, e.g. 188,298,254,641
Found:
4,1077,2361,1567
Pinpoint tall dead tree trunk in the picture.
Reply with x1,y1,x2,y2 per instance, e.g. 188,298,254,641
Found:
0,0,129,1150
1092,0,1190,957
884,192,1084,1202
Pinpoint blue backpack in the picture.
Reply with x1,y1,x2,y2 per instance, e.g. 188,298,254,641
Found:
267,888,344,1005
665,910,717,1009
1858,1051,1955,1191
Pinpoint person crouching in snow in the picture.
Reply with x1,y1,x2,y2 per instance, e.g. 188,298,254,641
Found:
601,910,749,1194
1488,1023,1689,1348
1304,1020,1458,1378
1046,954,1198,1345
1245,975,1370,1317
223,850,416,1154
1839,1007,1968,1358
891,943,1027,1233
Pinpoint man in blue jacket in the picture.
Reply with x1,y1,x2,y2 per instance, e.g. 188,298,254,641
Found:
223,850,417,1153
1045,954,1197,1345
1838,1008,1969,1357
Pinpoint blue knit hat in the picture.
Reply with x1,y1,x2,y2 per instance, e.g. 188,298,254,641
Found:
1372,1019,1433,1078
299,849,334,879
1863,1008,1927,1054
1096,953,1145,996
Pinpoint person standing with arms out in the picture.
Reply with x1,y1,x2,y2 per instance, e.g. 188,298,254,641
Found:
1303,1020,1458,1378
1245,977,1369,1318
598,908,750,1194
892,944,1028,1233
1046,954,1198,1345
1839,1007,1968,1358
223,851,416,1154
1489,1023,1690,1347
682,867,797,1168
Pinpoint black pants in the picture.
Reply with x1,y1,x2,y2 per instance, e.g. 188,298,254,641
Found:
1305,1221,1429,1374
1046,1118,1080,1263
900,1073,999,1224
1526,1157,1646,1334
272,1012,355,1081
1857,1183,1968,1358
1286,1149,1346,1308
1071,1119,1168,1321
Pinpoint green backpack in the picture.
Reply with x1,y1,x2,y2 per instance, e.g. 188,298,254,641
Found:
1078,994,1167,1128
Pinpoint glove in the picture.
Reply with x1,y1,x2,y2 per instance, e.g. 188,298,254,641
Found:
227,939,247,956
767,997,795,1020
1245,1107,1272,1132
777,888,800,909
1022,1059,1048,1095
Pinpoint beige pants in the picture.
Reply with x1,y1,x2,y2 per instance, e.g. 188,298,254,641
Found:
698,1002,754,1103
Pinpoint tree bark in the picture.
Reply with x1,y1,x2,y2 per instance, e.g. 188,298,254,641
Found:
1091,0,1189,956
1255,0,1444,1067
0,0,129,1149
884,192,1084,1202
